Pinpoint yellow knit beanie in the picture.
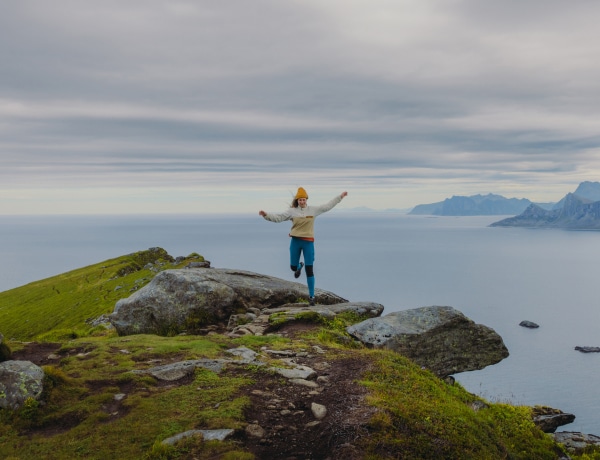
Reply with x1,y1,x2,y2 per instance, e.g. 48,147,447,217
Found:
295,187,308,199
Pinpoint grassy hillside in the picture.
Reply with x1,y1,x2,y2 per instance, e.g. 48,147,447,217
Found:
0,250,592,459
0,248,203,341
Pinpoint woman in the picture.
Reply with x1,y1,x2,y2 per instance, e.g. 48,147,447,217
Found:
259,187,348,305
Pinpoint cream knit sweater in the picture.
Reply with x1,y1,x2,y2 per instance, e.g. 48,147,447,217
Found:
262,194,343,239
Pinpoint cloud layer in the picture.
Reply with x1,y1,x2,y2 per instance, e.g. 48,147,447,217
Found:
2,0,600,213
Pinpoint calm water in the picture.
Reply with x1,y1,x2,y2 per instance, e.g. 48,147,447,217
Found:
1,213,599,433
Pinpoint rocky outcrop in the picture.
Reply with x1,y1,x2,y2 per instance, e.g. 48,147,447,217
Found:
532,406,576,433
553,432,600,455
228,301,384,336
346,306,509,377
0,360,44,410
109,268,347,336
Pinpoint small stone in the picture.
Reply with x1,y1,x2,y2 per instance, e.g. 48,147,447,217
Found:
469,400,488,411
245,424,266,438
305,421,321,428
114,393,126,401
289,378,319,388
313,362,330,371
280,409,291,415
311,402,327,420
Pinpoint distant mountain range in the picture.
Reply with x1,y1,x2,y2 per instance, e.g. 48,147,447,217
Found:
409,193,554,216
491,182,600,229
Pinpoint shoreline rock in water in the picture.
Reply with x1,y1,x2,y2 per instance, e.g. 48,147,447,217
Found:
575,346,600,353
519,320,539,328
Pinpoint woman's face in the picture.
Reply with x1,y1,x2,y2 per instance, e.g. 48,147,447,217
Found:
298,198,307,208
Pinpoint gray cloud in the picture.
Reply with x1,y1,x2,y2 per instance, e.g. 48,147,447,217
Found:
1,0,600,213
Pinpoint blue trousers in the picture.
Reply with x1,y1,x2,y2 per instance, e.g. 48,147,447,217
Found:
289,237,315,297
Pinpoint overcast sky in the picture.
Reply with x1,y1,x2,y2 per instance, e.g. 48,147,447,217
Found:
2,0,600,214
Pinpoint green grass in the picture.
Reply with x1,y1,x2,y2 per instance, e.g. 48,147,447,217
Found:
0,248,202,341
0,334,252,460
356,349,563,459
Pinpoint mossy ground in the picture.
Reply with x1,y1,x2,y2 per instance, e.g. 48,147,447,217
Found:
0,250,594,459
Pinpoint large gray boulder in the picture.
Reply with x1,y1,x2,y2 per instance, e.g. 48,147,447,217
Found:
347,306,509,377
110,268,347,336
0,360,45,410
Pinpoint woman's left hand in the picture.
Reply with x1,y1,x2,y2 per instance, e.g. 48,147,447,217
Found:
341,191,348,198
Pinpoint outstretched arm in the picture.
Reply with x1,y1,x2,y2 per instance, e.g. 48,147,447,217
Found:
313,191,348,216
259,208,292,222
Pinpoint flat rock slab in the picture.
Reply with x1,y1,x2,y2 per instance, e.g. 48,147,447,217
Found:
229,301,384,336
132,359,229,381
270,360,317,380
162,429,235,445
265,301,384,320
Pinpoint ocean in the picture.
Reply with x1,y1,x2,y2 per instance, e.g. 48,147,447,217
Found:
1,212,599,434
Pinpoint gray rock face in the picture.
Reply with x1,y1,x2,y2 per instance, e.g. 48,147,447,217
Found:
0,360,45,410
532,406,575,433
552,432,600,455
109,268,347,336
346,306,509,377
131,359,229,381
162,429,235,445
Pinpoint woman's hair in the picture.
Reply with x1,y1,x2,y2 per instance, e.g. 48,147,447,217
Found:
291,198,299,208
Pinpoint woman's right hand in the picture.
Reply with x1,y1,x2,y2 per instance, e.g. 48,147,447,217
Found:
259,210,266,217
